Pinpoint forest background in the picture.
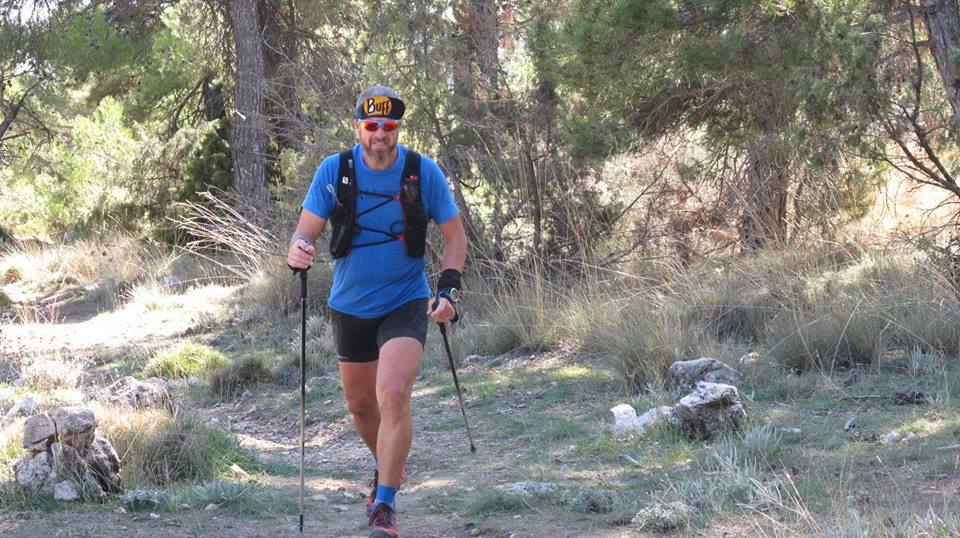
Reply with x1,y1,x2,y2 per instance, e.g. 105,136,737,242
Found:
3,1,960,536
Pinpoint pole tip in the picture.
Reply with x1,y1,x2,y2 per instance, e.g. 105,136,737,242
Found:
299,514,304,532
470,443,476,453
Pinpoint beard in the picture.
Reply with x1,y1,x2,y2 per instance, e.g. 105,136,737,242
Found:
361,138,397,167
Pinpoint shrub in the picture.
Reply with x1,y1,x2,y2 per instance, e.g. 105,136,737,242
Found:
98,407,256,487
208,353,272,398
145,342,229,379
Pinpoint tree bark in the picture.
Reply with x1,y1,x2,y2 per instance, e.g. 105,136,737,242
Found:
922,0,960,127
229,0,269,213
738,136,789,250
259,0,304,151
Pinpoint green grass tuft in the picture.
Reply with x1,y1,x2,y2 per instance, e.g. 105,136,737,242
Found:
144,342,229,379
176,480,297,517
100,408,260,488
208,352,273,399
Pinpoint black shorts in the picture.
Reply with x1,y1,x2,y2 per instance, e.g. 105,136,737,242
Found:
331,298,429,363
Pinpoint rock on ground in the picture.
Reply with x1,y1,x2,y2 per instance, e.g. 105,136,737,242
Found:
13,452,53,492
496,481,558,497
632,501,695,531
52,407,96,452
51,442,87,481
86,435,122,492
53,479,80,502
12,406,123,497
22,413,56,455
668,358,743,390
668,381,746,440
610,403,674,435
104,376,171,409
3,395,39,423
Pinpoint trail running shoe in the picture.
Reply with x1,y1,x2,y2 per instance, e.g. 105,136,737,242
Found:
366,469,378,515
366,467,406,516
368,502,399,538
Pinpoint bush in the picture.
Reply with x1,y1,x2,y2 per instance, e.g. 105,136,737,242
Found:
145,342,229,379
98,407,256,487
208,353,272,398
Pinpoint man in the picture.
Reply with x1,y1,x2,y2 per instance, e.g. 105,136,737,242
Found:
286,85,468,538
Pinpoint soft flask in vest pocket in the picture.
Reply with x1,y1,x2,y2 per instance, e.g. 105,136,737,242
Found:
328,201,354,259
401,176,428,257
329,153,358,259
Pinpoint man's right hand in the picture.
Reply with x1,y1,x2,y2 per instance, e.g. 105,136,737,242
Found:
287,238,316,270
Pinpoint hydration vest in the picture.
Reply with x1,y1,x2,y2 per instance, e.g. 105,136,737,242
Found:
328,149,428,259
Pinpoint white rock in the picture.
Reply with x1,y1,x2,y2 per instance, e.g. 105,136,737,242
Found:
229,463,249,477
637,406,674,432
204,503,219,511
310,493,328,502
901,432,917,443
608,403,640,433
149,513,160,520
53,479,80,501
668,382,746,440
882,431,901,444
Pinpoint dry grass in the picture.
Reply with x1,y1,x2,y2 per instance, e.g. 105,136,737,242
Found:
459,240,960,387
96,404,257,488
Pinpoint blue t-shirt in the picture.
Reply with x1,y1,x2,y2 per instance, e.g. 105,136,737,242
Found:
302,144,460,318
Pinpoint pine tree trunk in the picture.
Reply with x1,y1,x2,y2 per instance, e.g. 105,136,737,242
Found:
922,0,960,127
260,0,303,151
738,136,789,250
229,0,269,214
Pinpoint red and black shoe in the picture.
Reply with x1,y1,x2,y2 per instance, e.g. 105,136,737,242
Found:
366,469,379,516
366,468,406,516
368,502,399,538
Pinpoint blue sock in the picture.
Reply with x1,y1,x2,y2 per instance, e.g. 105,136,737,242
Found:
373,484,397,510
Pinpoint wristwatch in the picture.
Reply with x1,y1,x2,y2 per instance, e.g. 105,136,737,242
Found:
437,288,461,304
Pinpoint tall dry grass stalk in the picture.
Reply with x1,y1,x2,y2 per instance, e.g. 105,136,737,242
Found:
173,191,332,319
462,238,960,386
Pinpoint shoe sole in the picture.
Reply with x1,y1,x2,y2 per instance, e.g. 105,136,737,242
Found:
369,530,398,538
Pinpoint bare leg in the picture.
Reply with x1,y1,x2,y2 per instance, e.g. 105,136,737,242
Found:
339,360,380,456
374,337,422,488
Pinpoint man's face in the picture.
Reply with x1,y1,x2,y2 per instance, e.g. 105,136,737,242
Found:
356,117,401,161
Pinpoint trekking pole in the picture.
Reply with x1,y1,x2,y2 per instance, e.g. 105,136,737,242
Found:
432,297,476,453
292,268,308,533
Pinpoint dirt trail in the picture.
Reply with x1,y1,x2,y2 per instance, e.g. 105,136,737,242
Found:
0,285,651,538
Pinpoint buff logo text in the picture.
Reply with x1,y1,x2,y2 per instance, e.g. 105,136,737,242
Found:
365,96,393,117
